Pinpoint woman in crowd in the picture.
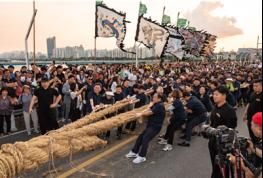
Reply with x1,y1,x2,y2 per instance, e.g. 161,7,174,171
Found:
198,86,213,113
19,85,39,136
0,87,18,136
69,83,86,122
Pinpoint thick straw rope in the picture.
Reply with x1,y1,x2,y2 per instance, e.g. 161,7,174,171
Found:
0,100,169,178
54,98,136,133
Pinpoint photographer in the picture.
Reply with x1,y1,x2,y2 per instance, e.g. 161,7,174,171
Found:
229,112,262,178
246,112,262,174
209,86,238,178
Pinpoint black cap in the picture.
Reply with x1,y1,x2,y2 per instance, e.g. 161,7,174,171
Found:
41,66,47,71
56,65,63,69
27,70,33,74
182,91,191,98
215,86,229,95
1,87,8,92
41,77,49,82
8,65,14,69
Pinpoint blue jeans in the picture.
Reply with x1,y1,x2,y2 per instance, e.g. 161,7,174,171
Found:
185,113,207,142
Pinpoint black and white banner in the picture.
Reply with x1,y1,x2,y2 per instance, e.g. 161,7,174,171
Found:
135,16,169,57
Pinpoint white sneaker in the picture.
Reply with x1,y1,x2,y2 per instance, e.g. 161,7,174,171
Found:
163,144,173,151
158,139,167,145
27,132,32,136
133,156,146,164
126,151,138,158
34,130,40,134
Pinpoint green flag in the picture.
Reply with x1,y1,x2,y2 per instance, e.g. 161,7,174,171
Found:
96,0,103,6
139,2,147,16
177,18,188,28
162,14,171,25
188,27,196,32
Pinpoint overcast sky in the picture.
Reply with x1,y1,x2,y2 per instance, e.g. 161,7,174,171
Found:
0,0,262,53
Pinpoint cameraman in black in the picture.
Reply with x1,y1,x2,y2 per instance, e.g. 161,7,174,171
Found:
243,112,262,177
209,86,238,178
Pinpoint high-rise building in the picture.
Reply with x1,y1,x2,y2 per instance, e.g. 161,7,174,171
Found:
46,36,56,59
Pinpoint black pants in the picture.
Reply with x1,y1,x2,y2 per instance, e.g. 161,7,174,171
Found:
38,109,59,135
209,141,230,178
0,115,11,134
69,108,81,122
117,109,125,137
132,126,160,157
126,121,137,131
185,113,207,142
164,120,184,145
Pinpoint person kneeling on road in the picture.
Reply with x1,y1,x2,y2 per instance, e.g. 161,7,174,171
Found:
178,91,208,147
126,93,166,164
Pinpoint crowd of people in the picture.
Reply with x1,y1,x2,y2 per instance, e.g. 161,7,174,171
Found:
0,60,262,177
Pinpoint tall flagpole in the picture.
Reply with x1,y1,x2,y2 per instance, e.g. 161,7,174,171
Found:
134,2,141,68
160,6,166,66
25,6,37,68
162,7,165,25
94,1,99,64
94,37,97,63
177,12,180,26
33,0,36,64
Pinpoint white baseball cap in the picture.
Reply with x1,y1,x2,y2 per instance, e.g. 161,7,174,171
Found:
106,91,114,96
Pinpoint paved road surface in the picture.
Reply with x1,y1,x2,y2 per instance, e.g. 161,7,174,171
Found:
0,108,248,178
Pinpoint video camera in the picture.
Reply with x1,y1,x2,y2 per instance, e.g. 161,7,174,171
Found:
202,125,238,155
202,125,262,178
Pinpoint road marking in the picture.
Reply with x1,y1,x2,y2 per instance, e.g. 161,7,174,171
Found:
0,130,27,139
57,135,138,178
0,119,64,140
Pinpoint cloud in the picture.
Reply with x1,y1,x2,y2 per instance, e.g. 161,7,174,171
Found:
184,1,243,38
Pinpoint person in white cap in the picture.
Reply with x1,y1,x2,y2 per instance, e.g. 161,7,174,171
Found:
102,91,115,139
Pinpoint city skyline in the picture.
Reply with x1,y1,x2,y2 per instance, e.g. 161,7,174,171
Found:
0,0,262,54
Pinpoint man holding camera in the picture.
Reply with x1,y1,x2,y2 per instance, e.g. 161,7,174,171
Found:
209,86,238,178
243,112,262,178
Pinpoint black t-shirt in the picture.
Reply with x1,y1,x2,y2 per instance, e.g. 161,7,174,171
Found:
186,96,207,117
210,103,237,129
147,102,166,130
114,92,126,102
88,92,103,106
123,87,132,97
2,78,16,97
161,94,168,103
198,94,213,112
172,99,187,121
57,73,65,82
103,97,115,105
34,87,59,112
135,93,147,108
247,92,262,120
84,83,94,100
